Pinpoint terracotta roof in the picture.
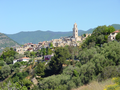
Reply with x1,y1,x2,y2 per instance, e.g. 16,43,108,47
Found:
113,30,120,33
22,57,30,59
27,48,33,50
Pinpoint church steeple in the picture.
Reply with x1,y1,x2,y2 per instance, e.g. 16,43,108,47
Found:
73,23,78,38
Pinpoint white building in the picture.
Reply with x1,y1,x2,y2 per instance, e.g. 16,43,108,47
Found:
108,30,120,42
13,57,31,64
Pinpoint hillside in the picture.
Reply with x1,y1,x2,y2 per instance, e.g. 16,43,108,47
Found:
0,33,20,53
111,24,120,30
6,29,94,44
6,24,120,44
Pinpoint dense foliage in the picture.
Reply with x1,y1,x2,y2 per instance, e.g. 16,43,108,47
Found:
82,25,115,48
116,32,120,41
49,47,70,74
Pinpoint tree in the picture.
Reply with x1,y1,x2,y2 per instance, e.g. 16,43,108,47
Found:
41,48,46,59
1,65,11,79
5,57,14,64
46,47,52,55
0,47,17,60
15,54,24,59
0,60,5,66
49,42,53,48
83,34,86,37
49,47,67,74
36,62,45,76
79,62,95,84
22,78,32,89
30,51,36,57
116,32,120,41
82,25,115,49
24,51,30,57
14,67,20,73
13,62,21,69
107,25,115,34
78,47,97,65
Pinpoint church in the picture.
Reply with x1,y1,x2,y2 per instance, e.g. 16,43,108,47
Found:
72,23,82,41
51,23,91,47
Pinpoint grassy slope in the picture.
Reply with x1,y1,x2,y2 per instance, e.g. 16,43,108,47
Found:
72,79,114,90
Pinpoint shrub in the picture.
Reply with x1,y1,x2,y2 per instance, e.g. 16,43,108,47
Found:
0,61,5,66
116,32,120,41
39,75,70,90
62,65,80,76
104,77,120,90
98,66,120,81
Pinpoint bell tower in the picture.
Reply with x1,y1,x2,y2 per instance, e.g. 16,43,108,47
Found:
73,23,78,38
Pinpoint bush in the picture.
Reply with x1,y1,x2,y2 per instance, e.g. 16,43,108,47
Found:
39,75,70,90
13,62,21,69
116,32,120,41
98,66,120,81
104,77,120,90
62,65,80,76
0,65,11,79
14,67,20,73
79,62,95,84
0,60,5,66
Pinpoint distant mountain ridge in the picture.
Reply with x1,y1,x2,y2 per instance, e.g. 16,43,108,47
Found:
0,33,20,53
6,29,94,44
6,24,120,44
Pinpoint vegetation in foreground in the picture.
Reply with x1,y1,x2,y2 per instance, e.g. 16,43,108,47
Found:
72,79,114,90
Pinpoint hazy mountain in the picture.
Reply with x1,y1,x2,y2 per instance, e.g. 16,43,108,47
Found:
111,24,120,30
0,33,20,53
6,24,120,44
6,29,94,44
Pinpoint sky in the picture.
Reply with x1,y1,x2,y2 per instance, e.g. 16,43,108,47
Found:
0,0,120,34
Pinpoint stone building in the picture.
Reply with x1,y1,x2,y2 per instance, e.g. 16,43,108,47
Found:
73,23,78,38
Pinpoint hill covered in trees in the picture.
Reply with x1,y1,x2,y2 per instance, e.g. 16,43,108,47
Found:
6,29,94,44
0,33,20,53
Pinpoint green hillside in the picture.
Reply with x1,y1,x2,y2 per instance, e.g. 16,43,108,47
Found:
0,33,20,53
6,29,94,44
111,24,120,30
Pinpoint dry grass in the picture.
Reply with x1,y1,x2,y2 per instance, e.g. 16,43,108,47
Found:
72,79,114,90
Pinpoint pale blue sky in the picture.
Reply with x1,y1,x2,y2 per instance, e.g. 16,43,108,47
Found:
0,0,120,34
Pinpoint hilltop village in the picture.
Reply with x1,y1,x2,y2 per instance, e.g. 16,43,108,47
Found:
15,23,91,54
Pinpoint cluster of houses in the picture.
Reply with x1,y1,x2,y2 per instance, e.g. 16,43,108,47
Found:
13,23,91,64
13,24,120,64
15,23,91,55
